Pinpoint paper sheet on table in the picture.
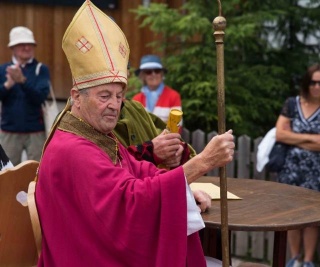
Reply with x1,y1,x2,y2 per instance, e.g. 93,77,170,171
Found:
190,183,242,200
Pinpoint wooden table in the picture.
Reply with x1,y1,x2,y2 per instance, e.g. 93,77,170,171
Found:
198,176,320,267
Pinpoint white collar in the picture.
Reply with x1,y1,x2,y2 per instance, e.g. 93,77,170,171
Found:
12,56,34,67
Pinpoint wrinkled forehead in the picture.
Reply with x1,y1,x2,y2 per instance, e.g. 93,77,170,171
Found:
84,82,126,95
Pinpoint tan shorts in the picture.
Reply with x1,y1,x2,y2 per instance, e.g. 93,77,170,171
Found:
0,132,46,166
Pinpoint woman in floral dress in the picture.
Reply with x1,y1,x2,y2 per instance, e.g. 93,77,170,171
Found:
276,63,320,267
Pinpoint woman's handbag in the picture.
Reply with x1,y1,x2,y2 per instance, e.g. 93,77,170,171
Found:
36,62,60,137
42,83,59,137
266,142,289,172
257,97,295,173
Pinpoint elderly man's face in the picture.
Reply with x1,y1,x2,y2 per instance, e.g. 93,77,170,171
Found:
71,83,124,134
11,43,35,63
141,69,164,90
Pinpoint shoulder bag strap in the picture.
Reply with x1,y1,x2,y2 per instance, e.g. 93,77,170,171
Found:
36,62,56,102
35,62,42,76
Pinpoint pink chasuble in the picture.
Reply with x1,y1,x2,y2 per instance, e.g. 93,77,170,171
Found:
36,130,206,267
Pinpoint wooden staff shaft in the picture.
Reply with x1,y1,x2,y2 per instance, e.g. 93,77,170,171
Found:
213,7,229,267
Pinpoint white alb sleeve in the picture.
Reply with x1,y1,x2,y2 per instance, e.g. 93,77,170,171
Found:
185,178,205,236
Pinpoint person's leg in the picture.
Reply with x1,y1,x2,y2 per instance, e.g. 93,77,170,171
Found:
0,132,24,165
25,132,46,161
302,226,318,262
288,229,302,257
286,229,302,267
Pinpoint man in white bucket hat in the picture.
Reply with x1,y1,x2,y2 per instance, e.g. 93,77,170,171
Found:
0,26,50,165
7,26,36,47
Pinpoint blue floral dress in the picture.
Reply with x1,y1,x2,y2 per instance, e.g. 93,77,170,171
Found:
277,96,320,191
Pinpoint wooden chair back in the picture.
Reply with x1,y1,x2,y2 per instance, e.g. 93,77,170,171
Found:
0,160,39,267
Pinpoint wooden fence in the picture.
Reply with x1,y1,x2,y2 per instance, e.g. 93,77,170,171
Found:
181,128,320,264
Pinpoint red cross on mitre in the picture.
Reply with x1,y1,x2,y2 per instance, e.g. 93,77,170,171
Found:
76,37,93,53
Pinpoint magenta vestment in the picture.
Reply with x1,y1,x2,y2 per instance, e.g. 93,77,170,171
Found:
36,130,206,267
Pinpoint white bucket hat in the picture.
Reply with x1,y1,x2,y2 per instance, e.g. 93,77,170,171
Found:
8,26,36,47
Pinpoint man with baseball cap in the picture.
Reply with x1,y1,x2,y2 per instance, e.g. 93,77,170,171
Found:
0,26,50,165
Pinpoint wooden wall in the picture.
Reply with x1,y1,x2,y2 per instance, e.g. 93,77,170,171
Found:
0,0,183,99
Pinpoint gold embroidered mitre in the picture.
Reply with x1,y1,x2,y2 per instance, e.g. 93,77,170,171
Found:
62,0,130,89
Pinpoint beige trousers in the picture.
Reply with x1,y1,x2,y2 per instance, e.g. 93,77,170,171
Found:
0,132,45,165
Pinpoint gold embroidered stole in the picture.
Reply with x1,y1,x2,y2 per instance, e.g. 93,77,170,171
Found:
58,112,119,164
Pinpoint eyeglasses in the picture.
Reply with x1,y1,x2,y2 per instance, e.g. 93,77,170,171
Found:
310,80,320,86
142,69,162,75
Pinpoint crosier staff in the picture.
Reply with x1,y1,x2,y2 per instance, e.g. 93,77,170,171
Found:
213,1,229,267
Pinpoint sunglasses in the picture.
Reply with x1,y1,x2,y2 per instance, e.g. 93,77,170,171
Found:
310,80,320,86
142,69,162,75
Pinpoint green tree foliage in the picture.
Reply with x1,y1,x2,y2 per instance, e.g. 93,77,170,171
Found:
130,0,320,137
